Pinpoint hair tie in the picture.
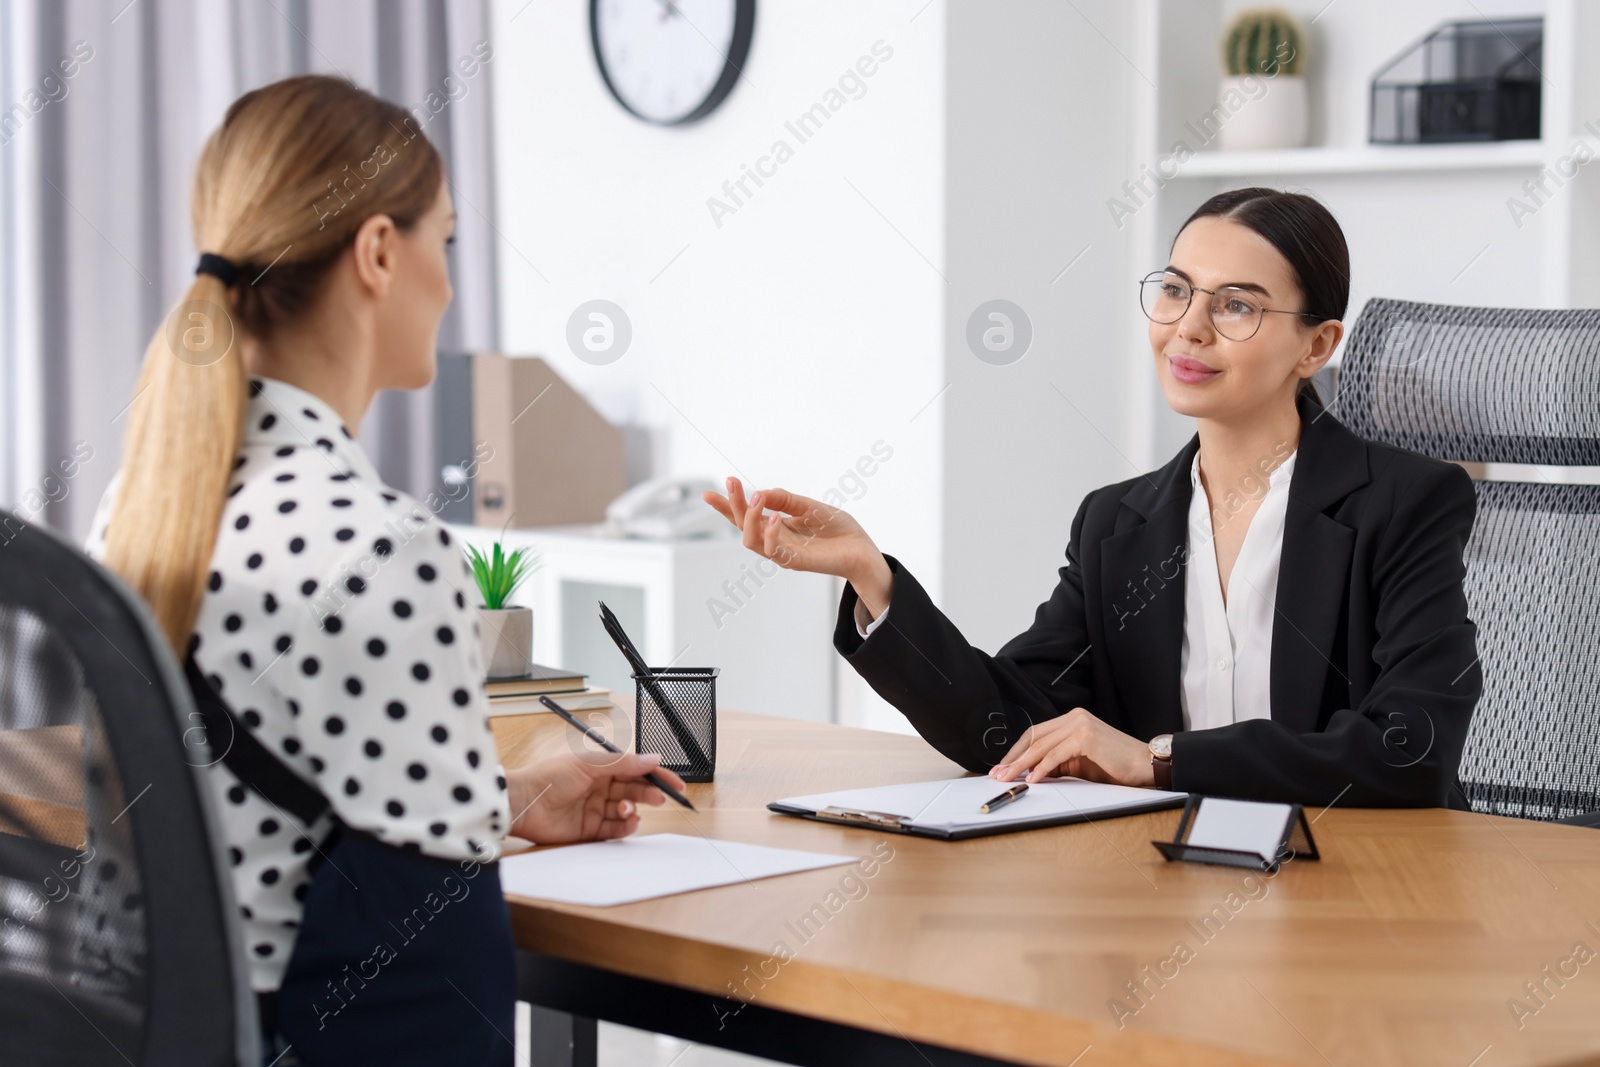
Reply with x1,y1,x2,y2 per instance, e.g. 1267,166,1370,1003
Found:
195,252,242,288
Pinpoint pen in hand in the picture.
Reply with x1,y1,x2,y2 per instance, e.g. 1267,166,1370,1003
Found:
539,695,698,812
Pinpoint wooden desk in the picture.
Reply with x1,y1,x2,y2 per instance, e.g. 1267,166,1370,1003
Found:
0,725,86,850
493,709,1600,1067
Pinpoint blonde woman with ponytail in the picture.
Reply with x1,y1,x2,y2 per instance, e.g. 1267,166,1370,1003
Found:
87,75,680,1067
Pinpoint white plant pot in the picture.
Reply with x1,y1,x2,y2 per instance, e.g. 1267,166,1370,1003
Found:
478,606,534,681
1217,74,1308,151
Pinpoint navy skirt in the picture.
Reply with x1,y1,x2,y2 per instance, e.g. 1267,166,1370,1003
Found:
268,828,514,1067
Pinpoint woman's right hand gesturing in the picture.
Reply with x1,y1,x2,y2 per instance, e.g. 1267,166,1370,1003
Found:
702,477,895,619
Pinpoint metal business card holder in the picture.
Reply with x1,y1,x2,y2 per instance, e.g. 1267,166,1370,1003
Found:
1152,794,1321,872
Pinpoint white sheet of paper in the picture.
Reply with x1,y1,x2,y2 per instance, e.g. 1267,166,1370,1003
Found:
777,775,1183,832
498,833,858,907
1184,797,1293,860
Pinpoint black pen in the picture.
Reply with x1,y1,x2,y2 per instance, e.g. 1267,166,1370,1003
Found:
599,600,647,666
539,695,697,812
597,601,710,770
979,783,1028,814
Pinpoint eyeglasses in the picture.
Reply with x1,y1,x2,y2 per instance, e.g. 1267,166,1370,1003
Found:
1139,271,1323,342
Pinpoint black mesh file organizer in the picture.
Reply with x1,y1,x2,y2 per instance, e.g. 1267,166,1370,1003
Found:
1335,298,1600,823
1370,18,1542,143
633,667,717,782
0,511,256,1065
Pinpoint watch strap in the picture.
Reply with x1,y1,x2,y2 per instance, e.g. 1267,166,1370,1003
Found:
1152,753,1173,790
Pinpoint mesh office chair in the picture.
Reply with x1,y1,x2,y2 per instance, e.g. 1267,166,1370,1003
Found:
1335,298,1600,823
0,511,256,1065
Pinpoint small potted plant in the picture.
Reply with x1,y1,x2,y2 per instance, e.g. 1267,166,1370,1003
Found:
1219,7,1309,151
465,537,538,680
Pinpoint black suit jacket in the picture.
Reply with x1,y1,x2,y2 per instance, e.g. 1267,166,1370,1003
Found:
834,396,1483,809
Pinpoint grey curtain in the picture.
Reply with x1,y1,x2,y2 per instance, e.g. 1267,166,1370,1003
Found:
0,0,500,540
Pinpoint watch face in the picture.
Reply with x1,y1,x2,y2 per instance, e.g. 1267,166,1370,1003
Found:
590,0,756,125
1150,734,1173,759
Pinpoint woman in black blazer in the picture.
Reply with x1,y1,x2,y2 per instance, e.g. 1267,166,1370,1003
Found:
705,188,1481,809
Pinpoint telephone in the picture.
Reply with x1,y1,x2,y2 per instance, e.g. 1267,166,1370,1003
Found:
605,477,730,540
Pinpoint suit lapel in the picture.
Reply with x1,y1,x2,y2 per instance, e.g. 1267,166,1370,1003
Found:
1269,398,1369,732
1101,438,1196,737
1100,399,1370,737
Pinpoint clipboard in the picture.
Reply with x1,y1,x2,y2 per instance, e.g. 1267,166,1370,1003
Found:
768,775,1187,841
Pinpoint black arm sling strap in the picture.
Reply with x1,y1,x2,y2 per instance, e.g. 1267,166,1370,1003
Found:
183,652,337,1035
183,653,332,829
182,650,494,878
182,653,515,1063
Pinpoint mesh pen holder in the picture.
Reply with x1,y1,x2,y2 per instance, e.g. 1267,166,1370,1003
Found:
633,666,718,783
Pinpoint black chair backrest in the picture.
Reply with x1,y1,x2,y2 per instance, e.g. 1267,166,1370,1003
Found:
0,511,255,1065
1336,298,1600,820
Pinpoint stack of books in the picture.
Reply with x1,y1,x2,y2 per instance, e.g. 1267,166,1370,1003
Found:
484,663,613,718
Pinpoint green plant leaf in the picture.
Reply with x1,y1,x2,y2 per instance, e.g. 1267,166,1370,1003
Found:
464,537,539,611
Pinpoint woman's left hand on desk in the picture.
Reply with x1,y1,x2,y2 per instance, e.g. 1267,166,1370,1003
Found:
989,709,1156,788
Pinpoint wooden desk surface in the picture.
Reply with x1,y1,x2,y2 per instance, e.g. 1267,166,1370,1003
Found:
0,725,86,848
492,709,1600,1067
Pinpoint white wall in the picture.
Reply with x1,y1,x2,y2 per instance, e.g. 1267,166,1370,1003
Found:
941,0,1138,655
489,0,946,731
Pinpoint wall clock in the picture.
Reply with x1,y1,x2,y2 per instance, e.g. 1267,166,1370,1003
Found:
590,0,756,125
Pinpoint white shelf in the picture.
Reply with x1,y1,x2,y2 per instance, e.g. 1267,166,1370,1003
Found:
1127,0,1600,465
1174,139,1547,178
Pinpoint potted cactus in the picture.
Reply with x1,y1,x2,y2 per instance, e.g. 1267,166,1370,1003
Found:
1219,7,1309,151
465,537,538,680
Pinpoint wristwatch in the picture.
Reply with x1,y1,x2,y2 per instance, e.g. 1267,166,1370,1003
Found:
1149,733,1173,790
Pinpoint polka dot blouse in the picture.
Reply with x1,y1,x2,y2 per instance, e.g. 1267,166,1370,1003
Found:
86,376,509,992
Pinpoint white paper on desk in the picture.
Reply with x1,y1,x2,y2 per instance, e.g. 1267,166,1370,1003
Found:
777,775,1185,832
498,833,858,907
1184,797,1293,860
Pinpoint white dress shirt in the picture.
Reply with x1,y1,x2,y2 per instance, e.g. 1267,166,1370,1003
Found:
1180,449,1297,731
855,592,891,638
87,376,508,991
855,450,1298,736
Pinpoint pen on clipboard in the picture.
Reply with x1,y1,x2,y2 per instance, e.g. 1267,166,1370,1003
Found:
538,695,697,811
979,783,1028,814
